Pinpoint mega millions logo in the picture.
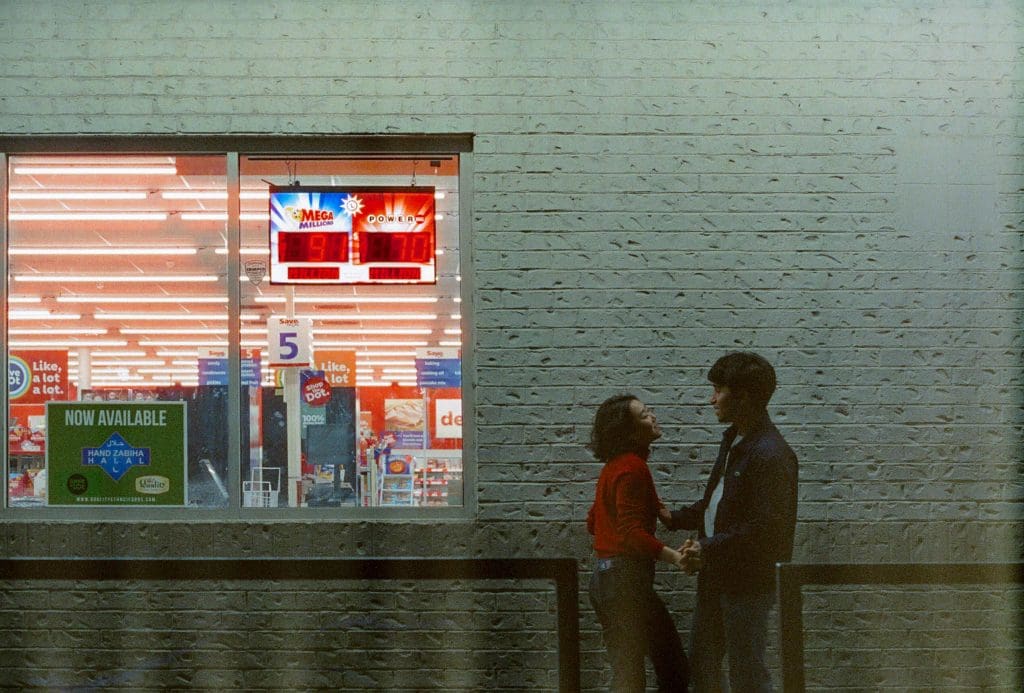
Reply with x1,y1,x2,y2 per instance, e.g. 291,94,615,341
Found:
288,206,336,229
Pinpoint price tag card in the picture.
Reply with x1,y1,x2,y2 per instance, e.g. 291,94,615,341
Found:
268,317,313,368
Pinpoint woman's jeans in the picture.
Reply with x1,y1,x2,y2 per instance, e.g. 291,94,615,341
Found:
589,558,689,693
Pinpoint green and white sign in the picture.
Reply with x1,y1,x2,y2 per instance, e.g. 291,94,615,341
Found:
46,402,187,506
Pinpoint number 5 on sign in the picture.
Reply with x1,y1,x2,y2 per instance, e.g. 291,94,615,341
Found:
268,317,313,368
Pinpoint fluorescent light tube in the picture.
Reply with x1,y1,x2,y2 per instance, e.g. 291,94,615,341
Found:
10,247,196,256
9,212,168,221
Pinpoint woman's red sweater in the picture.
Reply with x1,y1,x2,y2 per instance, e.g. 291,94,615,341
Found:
587,451,665,559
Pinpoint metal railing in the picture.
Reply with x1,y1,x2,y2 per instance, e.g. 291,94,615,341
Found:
0,556,580,692
776,562,1024,692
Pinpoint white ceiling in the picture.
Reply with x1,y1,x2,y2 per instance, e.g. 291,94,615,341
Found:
7,155,462,388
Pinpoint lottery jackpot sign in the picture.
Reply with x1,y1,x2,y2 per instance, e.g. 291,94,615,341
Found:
269,186,436,285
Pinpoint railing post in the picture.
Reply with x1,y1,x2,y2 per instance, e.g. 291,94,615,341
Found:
555,559,581,693
777,563,805,693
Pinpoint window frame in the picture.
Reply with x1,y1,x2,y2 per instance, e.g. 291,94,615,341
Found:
0,134,476,520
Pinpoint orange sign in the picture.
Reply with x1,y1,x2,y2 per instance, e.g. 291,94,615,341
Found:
314,350,357,387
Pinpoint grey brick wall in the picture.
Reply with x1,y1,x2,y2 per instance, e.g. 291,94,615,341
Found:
0,1,1021,690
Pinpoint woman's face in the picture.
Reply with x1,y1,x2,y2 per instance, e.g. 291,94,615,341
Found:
629,399,661,446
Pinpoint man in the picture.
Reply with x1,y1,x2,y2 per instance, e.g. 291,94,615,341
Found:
661,352,798,692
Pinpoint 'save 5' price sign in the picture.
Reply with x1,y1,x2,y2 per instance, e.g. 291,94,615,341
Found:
268,317,313,368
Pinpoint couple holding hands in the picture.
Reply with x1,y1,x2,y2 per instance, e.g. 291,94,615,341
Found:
587,352,799,693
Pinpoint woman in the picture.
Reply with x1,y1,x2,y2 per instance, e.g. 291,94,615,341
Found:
587,394,689,692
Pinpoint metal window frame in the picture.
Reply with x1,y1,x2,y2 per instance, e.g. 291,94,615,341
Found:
0,134,475,521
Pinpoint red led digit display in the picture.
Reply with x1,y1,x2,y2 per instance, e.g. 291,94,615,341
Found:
358,232,434,264
288,266,340,280
277,232,349,263
368,267,422,281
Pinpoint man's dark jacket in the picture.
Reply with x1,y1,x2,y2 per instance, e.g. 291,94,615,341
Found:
669,412,798,594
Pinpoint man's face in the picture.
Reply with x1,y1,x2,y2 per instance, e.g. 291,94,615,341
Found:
710,383,740,424
629,399,662,446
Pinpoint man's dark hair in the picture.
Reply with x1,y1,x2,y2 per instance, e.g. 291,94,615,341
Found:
708,351,777,410
588,394,644,461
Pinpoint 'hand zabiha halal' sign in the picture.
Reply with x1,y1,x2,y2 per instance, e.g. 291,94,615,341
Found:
46,402,187,506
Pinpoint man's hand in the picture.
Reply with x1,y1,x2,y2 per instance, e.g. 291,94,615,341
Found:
658,505,673,528
679,538,702,575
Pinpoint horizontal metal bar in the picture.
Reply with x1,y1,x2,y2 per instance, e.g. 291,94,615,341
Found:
0,134,475,155
776,563,1024,693
777,562,1024,586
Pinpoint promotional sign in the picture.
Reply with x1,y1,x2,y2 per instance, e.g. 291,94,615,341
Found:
314,349,357,388
435,399,463,439
301,370,331,407
415,347,461,387
46,402,187,506
268,317,312,368
198,348,261,386
384,398,426,449
269,186,436,285
8,350,69,404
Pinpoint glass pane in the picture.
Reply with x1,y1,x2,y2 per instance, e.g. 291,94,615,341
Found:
238,156,463,509
6,155,229,508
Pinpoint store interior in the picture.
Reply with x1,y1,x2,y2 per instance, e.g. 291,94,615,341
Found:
6,154,464,509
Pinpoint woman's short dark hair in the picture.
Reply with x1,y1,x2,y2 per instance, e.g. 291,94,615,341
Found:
707,351,776,410
588,394,643,461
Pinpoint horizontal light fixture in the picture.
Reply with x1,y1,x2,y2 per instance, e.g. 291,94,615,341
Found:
311,340,430,347
215,247,270,255
156,350,202,357
10,247,197,256
9,328,107,335
139,340,227,347
13,166,177,175
87,350,147,357
313,328,432,336
122,327,225,335
444,328,462,335
10,191,150,200
8,310,81,320
358,350,418,357
435,191,446,199
16,275,219,282
161,190,268,200
138,367,199,374
357,380,419,388
381,368,417,375
89,359,167,366
58,296,227,304
8,296,42,304
9,212,168,221
439,340,461,347
95,313,241,321
294,313,437,321
9,340,128,347
254,296,438,304
181,212,267,221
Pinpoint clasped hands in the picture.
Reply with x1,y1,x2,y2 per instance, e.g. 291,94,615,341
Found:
676,538,701,575
659,505,701,575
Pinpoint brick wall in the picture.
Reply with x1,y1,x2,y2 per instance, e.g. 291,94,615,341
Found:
0,1,1021,690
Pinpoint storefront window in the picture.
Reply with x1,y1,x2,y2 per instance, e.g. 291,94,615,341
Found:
237,155,464,509
4,146,467,513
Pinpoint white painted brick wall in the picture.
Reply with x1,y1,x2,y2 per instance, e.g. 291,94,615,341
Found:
0,1,1021,690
